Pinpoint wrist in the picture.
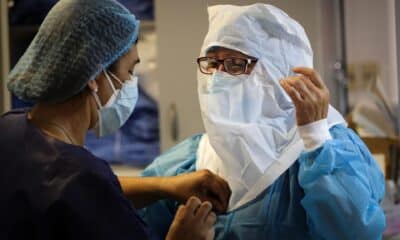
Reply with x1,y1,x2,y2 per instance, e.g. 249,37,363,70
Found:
159,176,178,199
298,118,332,151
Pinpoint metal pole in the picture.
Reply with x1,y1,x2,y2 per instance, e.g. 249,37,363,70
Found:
0,0,11,113
396,0,400,134
334,0,349,115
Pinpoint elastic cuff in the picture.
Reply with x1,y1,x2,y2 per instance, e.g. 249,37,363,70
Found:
298,119,332,151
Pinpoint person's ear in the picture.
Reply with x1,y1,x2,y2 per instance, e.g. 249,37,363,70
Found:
87,79,98,93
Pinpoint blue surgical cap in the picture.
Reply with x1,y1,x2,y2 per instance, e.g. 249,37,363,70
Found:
7,0,140,103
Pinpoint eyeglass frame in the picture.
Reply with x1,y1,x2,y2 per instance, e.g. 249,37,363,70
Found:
196,56,258,75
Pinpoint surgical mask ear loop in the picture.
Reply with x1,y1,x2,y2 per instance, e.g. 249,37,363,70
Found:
102,70,120,96
106,70,124,86
91,70,121,110
90,87,102,133
91,86,102,109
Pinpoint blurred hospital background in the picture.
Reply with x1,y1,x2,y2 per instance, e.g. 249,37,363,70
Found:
0,0,400,238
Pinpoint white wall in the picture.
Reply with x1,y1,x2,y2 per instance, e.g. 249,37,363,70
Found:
0,1,11,113
396,0,400,133
345,0,398,104
155,0,207,151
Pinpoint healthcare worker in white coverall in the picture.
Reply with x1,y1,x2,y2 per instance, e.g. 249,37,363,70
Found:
139,3,386,240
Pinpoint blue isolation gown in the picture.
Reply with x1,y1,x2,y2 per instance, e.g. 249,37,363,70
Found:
139,124,385,240
0,110,158,240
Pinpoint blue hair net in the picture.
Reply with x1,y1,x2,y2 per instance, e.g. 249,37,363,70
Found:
7,0,140,103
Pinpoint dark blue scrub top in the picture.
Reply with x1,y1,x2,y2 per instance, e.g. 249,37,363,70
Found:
0,110,158,240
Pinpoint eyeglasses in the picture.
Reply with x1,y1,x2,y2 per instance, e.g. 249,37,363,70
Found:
197,57,258,75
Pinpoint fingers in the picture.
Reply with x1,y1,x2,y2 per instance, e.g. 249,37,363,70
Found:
205,211,217,226
291,67,330,105
201,170,231,213
288,76,314,100
168,198,217,240
181,198,217,225
174,204,186,221
218,175,232,204
280,79,303,105
196,201,213,221
210,175,231,212
280,67,330,126
296,74,320,96
206,227,216,240
185,196,202,215
292,67,325,89
280,68,327,103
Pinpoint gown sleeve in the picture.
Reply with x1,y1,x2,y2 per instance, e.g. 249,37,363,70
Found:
298,124,386,240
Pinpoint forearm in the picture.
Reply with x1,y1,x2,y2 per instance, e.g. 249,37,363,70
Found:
119,170,231,212
118,176,172,209
299,134,385,239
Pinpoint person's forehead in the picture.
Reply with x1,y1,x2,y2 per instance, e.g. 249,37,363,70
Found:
118,44,139,66
125,45,138,59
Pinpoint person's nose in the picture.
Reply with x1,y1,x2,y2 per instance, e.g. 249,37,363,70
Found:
217,62,225,72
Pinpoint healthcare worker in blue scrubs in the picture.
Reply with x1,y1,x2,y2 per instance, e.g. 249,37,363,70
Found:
139,4,386,240
0,1,231,239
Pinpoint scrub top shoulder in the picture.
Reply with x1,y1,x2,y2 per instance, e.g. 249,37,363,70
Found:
0,109,157,240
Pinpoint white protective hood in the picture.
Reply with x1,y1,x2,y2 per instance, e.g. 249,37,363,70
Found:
196,4,346,211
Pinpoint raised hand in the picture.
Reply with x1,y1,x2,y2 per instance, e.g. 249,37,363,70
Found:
280,67,330,126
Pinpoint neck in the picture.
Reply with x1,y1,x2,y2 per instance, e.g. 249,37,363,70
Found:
28,92,95,146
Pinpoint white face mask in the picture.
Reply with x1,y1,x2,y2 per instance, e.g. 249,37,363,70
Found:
205,71,244,94
92,70,139,137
